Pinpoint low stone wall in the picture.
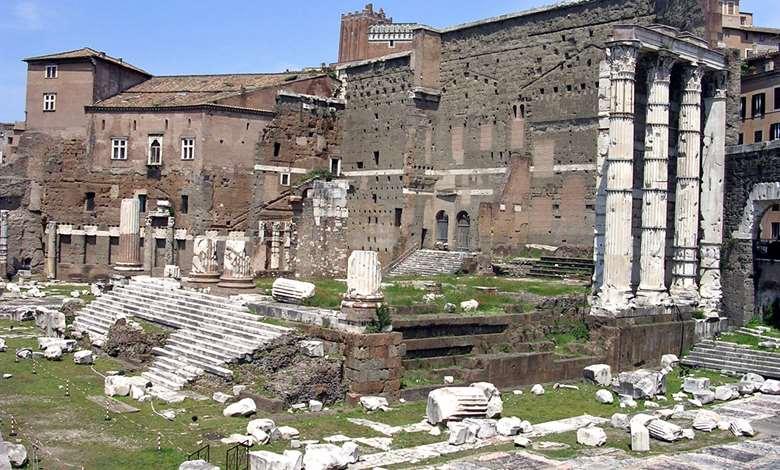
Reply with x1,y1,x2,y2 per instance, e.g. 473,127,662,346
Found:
301,325,404,400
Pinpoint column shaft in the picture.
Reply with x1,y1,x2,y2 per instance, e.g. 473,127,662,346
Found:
598,43,638,311
671,65,704,304
699,73,727,314
637,56,675,304
46,221,57,279
115,198,143,271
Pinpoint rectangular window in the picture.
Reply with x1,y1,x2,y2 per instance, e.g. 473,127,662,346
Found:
181,137,195,160
771,123,780,141
394,208,402,227
43,93,56,111
775,87,780,110
273,142,281,157
180,195,189,214
45,65,57,79
740,97,746,119
138,194,147,212
330,157,341,176
752,93,765,117
373,150,380,165
280,172,290,186
772,222,780,240
147,135,162,165
111,138,127,160
85,192,95,211
738,133,744,145
755,130,763,143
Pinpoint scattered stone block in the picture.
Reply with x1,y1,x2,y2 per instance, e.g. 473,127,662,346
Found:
693,389,715,405
682,377,710,394
619,395,637,408
742,372,765,384
630,422,650,452
595,389,613,404
302,443,351,470
443,303,456,313
73,350,93,364
249,449,303,470
647,419,683,442
470,382,500,400
0,338,6,352
692,411,718,432
688,399,703,408
300,340,325,358
644,401,659,408
309,400,323,412
714,385,738,401
661,354,679,368
178,459,219,470
514,435,531,447
44,344,62,361
447,422,476,446
223,398,257,417
460,299,479,312
496,417,524,436
486,396,503,418
15,348,31,359
760,379,780,395
463,418,497,439
629,413,655,429
277,426,300,440
426,387,489,425
233,385,247,397
359,396,389,412
583,364,612,386
105,375,131,397
611,413,629,430
272,278,315,304
530,384,544,395
247,419,276,440
615,370,666,399
729,418,755,437
213,392,232,404
1,442,28,468
576,426,607,447
341,441,360,464
682,428,695,440
443,376,454,384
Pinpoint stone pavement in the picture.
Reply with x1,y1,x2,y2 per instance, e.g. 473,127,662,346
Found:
379,394,780,470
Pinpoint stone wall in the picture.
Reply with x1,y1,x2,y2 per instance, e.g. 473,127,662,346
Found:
722,142,780,324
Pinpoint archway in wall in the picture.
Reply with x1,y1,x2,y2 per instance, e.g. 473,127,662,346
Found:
755,203,780,325
435,211,449,245
456,211,470,251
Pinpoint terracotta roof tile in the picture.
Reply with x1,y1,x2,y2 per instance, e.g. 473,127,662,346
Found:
23,47,150,76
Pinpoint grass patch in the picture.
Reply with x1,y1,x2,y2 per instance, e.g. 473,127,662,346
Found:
400,369,441,389
717,331,777,351
38,283,97,303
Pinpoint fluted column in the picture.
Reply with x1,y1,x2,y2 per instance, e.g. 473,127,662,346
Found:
596,42,638,312
115,198,143,271
636,55,675,305
189,234,220,283
270,222,281,271
218,235,255,289
592,59,612,294
345,250,383,301
670,64,704,305
45,221,57,279
699,73,727,315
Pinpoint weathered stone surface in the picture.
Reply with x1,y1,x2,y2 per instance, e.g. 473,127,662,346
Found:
486,395,503,418
460,299,479,312
611,413,629,430
302,443,350,470
470,382,500,400
249,450,303,470
105,375,131,397
496,417,524,436
715,385,738,401
341,441,360,464
576,426,607,447
345,251,382,300
693,389,715,405
692,413,717,432
514,435,531,447
729,418,755,437
647,419,683,442
447,422,476,446
299,340,324,357
272,278,315,304
224,398,257,417
309,400,323,412
359,396,389,412
682,377,710,394
0,442,28,468
661,354,679,368
760,379,780,395
615,370,666,399
583,364,612,386
0,338,6,352
630,413,655,429
277,426,300,440
178,459,220,470
73,350,93,364
44,344,62,360
463,418,497,439
426,387,489,424
531,384,544,395
213,392,232,404
630,422,650,452
595,389,613,404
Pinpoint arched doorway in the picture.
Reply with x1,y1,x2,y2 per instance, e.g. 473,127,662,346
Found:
456,211,470,251
756,203,780,325
435,211,449,245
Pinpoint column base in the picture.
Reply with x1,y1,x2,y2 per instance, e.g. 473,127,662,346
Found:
591,287,634,316
670,285,700,306
341,297,384,330
188,272,221,284
634,289,673,307
114,263,144,272
217,276,255,289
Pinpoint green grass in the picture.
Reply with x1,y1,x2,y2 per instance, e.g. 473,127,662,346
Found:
745,319,780,338
717,331,777,351
38,283,97,303
400,369,441,389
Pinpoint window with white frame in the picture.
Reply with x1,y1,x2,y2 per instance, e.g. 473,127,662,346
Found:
181,137,195,160
111,138,127,160
43,93,56,111
148,135,163,165
45,65,58,79
280,172,291,186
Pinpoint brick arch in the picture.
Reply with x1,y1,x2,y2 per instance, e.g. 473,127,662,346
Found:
733,182,780,240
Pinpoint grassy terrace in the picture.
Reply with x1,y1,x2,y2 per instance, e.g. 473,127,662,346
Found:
0,316,743,469
255,275,588,314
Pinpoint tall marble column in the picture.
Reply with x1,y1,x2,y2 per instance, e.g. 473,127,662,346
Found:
45,221,57,279
218,235,255,289
592,59,612,294
270,222,281,271
596,43,638,312
189,235,220,283
0,210,8,278
670,64,704,305
698,73,727,315
115,198,143,271
636,55,675,305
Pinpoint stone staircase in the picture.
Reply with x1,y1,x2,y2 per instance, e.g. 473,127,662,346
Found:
527,256,593,280
73,276,291,390
681,339,780,379
388,250,473,277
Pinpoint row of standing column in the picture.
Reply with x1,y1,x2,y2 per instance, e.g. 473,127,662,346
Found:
597,42,725,313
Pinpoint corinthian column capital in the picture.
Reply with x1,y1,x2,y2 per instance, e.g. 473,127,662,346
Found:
681,63,704,92
647,55,676,84
607,43,639,76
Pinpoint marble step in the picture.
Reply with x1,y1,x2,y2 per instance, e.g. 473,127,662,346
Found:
686,348,780,369
117,283,257,321
681,357,780,379
695,340,780,359
151,346,233,378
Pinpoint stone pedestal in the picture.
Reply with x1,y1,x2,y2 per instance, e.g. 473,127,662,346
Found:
596,43,638,313
341,250,384,327
636,56,675,306
114,198,143,271
218,238,255,289
670,65,703,305
698,74,727,315
45,221,57,279
189,235,220,283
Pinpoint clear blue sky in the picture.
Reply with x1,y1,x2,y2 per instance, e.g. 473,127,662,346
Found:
1,0,778,122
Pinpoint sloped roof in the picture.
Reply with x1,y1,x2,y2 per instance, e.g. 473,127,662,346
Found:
91,72,327,109
23,47,150,76
724,24,780,35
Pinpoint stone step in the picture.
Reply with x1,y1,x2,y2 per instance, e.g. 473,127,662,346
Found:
174,328,265,352
389,250,471,277
152,357,202,380
142,370,188,391
119,283,258,321
152,346,233,378
403,333,503,356
687,348,780,369
683,353,780,376
736,328,780,342
165,335,251,363
128,279,252,311
696,340,780,359
681,357,780,379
